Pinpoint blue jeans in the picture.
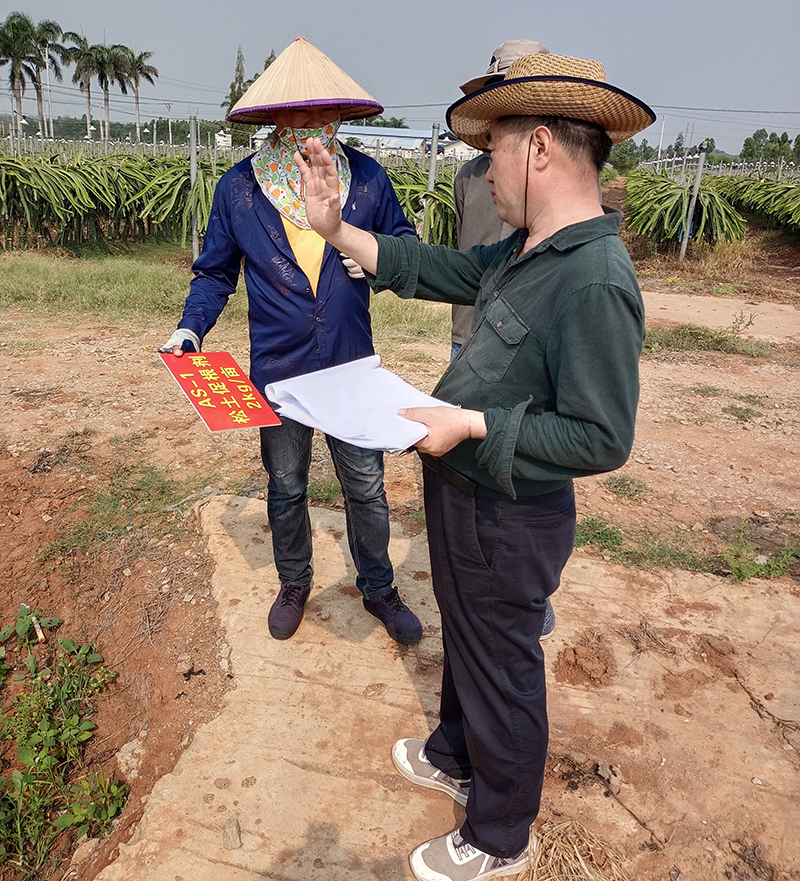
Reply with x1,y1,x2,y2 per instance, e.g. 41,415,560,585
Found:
259,418,394,600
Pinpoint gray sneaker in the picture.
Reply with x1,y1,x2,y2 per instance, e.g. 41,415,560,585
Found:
541,597,556,641
409,830,532,881
391,738,470,807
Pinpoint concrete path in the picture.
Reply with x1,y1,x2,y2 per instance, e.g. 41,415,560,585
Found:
93,494,800,881
94,498,454,881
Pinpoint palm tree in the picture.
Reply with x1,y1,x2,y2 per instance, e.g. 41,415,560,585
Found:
124,49,158,143
64,33,102,140
0,12,37,142
94,44,130,142
30,18,67,139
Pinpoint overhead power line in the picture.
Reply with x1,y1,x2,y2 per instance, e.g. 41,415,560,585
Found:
651,104,800,115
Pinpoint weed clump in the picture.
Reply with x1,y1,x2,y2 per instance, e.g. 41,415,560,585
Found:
642,323,770,358
0,607,127,879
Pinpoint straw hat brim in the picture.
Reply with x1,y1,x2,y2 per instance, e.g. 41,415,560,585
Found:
447,75,656,148
228,98,383,126
227,37,383,125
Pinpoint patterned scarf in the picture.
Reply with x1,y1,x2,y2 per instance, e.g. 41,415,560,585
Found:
251,119,351,229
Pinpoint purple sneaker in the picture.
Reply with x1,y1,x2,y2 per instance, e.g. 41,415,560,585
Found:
363,588,423,645
268,583,311,640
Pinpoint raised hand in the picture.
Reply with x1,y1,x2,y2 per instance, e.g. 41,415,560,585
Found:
294,138,343,239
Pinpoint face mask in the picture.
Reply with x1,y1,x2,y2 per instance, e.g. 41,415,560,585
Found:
278,119,341,155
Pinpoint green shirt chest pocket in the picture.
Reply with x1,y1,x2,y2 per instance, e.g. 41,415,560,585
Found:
465,296,530,383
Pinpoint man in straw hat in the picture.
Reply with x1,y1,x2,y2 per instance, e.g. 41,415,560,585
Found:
451,39,557,644
160,38,423,646
450,39,549,362
297,52,654,881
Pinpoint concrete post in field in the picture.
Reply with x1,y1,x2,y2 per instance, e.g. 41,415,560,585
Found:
656,112,666,173
8,97,15,154
153,119,157,157
679,140,708,262
423,123,440,243
190,116,199,261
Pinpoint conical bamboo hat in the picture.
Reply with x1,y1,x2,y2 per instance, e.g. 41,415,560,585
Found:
227,37,383,125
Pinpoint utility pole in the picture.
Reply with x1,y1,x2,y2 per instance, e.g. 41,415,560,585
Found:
656,112,666,173
680,140,708,262
165,103,173,146
189,116,199,261
153,118,157,156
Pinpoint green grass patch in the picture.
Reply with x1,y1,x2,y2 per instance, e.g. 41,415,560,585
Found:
0,608,127,879
722,404,763,422
722,524,799,582
0,251,249,326
576,516,724,575
575,516,623,549
690,384,725,397
0,250,451,347
40,459,207,562
613,527,722,573
307,476,342,502
642,324,771,357
371,290,451,350
731,391,766,406
602,475,649,502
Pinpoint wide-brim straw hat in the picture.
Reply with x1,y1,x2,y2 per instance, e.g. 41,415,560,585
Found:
447,54,655,149
227,37,383,125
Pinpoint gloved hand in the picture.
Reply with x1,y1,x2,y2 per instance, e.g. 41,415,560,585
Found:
340,254,365,279
158,328,201,356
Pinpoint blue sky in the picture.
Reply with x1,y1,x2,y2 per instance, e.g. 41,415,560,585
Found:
12,0,800,154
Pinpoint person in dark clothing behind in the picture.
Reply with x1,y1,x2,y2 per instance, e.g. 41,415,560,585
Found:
160,38,422,646
297,51,654,881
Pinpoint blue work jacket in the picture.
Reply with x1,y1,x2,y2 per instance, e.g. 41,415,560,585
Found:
177,146,415,391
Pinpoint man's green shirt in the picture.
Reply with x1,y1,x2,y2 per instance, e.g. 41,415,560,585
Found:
371,209,645,498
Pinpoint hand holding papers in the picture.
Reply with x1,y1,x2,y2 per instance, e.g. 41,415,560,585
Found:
264,355,456,451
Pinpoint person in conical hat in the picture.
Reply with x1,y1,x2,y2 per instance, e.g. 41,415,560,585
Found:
160,38,422,647
297,54,654,881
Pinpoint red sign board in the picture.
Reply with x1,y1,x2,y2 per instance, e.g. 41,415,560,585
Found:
160,351,281,432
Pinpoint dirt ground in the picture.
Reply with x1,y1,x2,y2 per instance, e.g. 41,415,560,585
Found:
1,205,799,879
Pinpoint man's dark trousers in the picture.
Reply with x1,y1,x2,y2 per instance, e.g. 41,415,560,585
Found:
421,468,576,858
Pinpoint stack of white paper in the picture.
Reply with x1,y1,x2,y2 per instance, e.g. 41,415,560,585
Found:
264,355,455,451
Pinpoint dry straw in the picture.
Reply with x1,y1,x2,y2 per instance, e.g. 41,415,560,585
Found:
518,820,631,881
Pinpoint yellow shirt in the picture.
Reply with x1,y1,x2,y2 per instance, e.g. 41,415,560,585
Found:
281,216,326,295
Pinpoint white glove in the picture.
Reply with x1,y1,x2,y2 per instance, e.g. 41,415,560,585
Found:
158,328,201,353
340,254,365,279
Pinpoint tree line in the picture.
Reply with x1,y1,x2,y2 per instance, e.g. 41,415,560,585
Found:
610,127,800,174
0,11,158,145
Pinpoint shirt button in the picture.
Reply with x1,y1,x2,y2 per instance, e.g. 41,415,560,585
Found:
315,316,321,322
496,321,503,328
493,290,499,298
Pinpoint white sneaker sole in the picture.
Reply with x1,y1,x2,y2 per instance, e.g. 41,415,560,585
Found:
391,739,469,807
